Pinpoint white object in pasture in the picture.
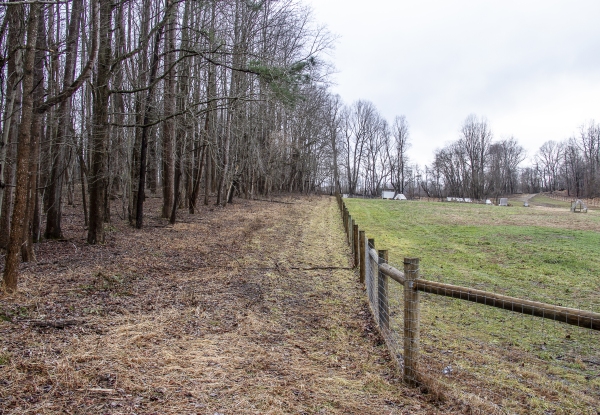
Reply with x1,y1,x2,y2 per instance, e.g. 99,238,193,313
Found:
499,198,508,206
382,191,395,200
486,199,493,205
394,193,407,200
571,199,588,213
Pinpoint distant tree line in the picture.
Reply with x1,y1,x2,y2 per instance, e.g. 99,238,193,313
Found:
329,99,413,198
333,109,600,202
332,110,526,200
530,122,600,198
424,117,600,200
424,115,525,201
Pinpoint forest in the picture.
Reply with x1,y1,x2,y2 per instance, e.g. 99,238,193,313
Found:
1,0,600,292
0,0,343,292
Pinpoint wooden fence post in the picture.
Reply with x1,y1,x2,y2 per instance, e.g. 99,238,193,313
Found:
353,223,359,268
343,208,348,235
359,231,366,284
368,239,378,321
345,209,349,236
403,257,420,387
378,250,389,332
350,218,355,255
347,214,352,245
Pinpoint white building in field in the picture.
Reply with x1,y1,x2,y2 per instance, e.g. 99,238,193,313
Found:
382,191,407,200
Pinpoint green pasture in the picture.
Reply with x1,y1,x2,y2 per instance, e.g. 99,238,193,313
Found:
346,197,600,307
344,197,600,414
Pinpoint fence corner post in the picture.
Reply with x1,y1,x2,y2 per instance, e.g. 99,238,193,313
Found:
378,250,389,332
403,257,420,387
359,231,366,283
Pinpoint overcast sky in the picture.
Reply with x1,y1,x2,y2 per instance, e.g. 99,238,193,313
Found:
304,0,600,167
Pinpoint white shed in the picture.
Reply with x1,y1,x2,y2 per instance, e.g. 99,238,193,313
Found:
382,191,395,199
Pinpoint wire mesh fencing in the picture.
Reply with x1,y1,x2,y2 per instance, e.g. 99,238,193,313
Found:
336,194,600,414
412,282,600,413
370,247,600,413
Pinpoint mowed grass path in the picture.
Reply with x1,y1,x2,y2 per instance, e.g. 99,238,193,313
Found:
345,198,600,414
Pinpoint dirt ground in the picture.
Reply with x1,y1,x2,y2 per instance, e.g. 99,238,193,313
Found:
0,195,465,414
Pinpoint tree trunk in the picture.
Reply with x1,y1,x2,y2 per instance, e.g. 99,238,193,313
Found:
189,144,205,214
87,0,112,245
203,144,211,205
135,21,164,229
169,142,183,224
21,8,46,261
78,144,88,226
44,0,83,239
161,0,177,218
0,2,23,250
3,3,39,292
218,108,233,207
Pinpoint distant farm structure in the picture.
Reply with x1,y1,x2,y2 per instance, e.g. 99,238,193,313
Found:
382,191,407,200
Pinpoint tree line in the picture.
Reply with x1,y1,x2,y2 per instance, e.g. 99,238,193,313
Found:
334,109,600,203
530,122,600,198
332,109,525,201
0,0,341,292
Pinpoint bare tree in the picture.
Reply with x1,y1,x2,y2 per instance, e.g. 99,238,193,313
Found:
535,140,563,192
460,114,492,199
577,121,600,197
390,115,410,194
0,1,24,249
87,0,112,244
3,2,39,292
44,0,84,239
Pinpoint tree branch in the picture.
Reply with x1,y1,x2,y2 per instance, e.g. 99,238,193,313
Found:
35,0,99,114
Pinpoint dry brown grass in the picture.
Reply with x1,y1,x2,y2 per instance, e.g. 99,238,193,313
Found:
0,195,465,414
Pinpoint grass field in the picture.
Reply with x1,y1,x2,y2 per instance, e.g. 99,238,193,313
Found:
345,197,600,414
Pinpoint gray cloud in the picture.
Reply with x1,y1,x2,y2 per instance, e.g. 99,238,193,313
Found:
306,0,600,165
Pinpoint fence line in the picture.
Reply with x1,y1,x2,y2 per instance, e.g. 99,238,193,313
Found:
335,193,600,408
546,192,600,207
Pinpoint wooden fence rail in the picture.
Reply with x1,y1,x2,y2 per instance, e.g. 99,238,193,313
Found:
336,194,600,386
